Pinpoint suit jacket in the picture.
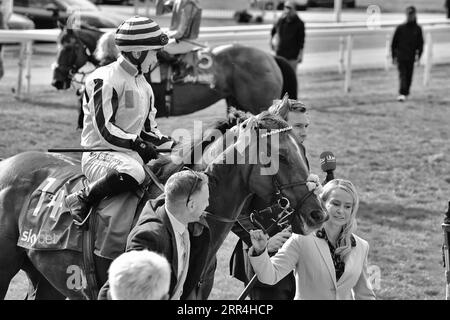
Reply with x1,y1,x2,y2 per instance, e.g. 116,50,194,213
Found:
98,196,210,300
249,233,376,300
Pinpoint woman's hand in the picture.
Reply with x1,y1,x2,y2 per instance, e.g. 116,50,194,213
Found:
250,229,269,255
267,228,292,254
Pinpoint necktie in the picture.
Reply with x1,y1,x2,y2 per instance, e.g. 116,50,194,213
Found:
180,229,190,280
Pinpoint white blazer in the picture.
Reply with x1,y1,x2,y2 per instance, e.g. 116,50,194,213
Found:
249,233,376,300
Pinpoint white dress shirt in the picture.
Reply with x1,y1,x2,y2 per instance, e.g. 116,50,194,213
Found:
166,208,190,299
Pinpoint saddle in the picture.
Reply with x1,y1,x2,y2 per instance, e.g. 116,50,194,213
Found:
17,166,151,260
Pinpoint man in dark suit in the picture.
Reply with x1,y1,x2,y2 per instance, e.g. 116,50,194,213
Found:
98,170,210,300
270,0,305,73
391,6,424,102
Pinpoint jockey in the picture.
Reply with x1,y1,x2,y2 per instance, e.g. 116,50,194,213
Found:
65,16,174,226
156,0,202,80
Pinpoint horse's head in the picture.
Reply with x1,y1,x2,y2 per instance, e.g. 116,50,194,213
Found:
269,93,310,143
52,25,102,90
233,112,328,235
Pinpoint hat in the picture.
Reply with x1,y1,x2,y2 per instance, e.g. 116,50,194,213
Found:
115,16,169,52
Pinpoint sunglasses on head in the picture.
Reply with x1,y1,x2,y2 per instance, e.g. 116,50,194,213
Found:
183,167,203,206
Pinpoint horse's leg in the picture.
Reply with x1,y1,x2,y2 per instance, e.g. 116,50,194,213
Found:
77,93,84,130
0,234,25,299
199,255,217,300
94,255,112,289
22,257,65,300
28,250,90,300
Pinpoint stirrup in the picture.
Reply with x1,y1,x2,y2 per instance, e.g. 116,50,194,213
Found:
73,208,93,228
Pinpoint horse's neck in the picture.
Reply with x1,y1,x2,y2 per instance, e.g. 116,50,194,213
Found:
205,162,252,254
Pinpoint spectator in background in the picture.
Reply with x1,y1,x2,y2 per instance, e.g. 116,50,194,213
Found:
270,1,305,73
109,250,171,300
391,6,424,102
156,0,202,81
446,0,450,19
0,0,13,79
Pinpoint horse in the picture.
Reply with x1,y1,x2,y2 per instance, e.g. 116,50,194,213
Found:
51,24,298,124
0,109,327,300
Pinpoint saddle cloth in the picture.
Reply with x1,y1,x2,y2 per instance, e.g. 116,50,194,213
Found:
150,49,214,85
17,167,143,260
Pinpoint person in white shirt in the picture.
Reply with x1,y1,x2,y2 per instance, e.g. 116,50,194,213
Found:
248,179,376,300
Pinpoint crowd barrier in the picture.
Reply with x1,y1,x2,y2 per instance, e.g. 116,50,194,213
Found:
1,21,449,98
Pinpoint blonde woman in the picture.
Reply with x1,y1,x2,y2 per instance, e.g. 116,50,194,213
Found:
248,179,376,300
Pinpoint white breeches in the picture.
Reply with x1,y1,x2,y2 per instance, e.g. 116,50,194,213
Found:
81,151,146,184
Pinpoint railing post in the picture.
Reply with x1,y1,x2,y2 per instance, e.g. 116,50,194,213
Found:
25,40,33,97
344,35,353,93
334,0,342,23
385,33,391,71
338,36,345,74
423,31,433,87
16,40,26,100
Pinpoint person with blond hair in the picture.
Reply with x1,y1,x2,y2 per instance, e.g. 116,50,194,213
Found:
248,179,376,300
109,250,171,300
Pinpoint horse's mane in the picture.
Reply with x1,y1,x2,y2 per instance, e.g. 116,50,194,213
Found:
94,31,119,66
149,110,287,183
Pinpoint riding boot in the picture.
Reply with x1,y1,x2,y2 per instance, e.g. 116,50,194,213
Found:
65,169,139,226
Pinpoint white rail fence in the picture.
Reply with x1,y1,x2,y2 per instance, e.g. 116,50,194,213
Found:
1,22,449,99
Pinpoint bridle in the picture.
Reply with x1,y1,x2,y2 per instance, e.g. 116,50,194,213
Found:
54,30,98,87
203,125,318,233
252,175,316,233
204,172,315,232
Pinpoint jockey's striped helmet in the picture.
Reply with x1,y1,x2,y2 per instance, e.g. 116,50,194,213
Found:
115,16,169,52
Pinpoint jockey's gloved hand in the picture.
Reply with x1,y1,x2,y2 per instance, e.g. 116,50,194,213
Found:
132,137,158,164
159,135,177,149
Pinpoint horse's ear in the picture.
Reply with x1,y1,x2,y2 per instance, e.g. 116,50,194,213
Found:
235,116,258,153
269,93,290,121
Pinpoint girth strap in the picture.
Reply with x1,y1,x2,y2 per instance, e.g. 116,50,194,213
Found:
81,207,99,300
